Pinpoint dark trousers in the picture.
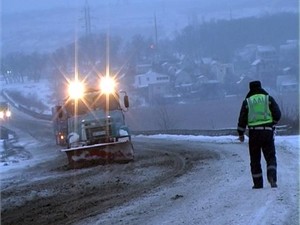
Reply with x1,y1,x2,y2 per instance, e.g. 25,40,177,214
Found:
248,129,277,187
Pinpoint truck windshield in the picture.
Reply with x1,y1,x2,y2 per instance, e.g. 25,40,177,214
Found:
0,102,9,111
66,92,120,116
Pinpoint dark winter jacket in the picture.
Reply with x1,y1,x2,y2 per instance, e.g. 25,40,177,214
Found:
237,86,281,136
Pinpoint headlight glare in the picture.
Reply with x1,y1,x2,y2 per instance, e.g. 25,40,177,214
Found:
100,76,116,94
68,80,85,99
5,110,11,117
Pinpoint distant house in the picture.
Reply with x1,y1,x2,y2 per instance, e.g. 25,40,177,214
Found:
133,71,170,89
178,56,196,72
211,62,235,83
276,75,298,93
255,45,277,60
234,44,257,63
200,57,214,65
251,45,279,86
161,61,178,77
174,69,194,94
279,40,299,66
133,71,171,103
199,57,215,79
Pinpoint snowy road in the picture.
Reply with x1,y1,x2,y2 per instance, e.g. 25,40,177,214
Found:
1,132,299,225
77,136,299,225
0,103,299,225
1,134,216,225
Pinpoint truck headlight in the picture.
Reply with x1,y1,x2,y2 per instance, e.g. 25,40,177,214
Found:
100,76,116,94
68,80,85,99
5,110,11,117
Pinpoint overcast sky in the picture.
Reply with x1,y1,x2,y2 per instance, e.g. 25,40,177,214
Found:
1,0,81,14
2,0,298,14
1,0,298,54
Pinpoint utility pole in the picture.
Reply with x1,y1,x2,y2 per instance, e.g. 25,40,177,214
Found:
84,0,91,36
152,13,159,65
154,13,158,50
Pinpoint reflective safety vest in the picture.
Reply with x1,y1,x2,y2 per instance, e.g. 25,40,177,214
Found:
246,94,273,126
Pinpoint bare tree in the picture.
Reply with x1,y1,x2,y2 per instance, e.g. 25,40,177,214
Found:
152,103,177,131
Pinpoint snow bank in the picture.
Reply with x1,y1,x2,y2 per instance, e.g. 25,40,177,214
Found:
137,134,299,152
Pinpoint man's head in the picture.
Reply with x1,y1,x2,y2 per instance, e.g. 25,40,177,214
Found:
249,80,262,91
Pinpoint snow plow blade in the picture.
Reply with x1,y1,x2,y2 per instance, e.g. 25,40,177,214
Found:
61,140,134,168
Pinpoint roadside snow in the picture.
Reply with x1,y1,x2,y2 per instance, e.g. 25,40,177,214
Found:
74,134,299,225
2,79,55,114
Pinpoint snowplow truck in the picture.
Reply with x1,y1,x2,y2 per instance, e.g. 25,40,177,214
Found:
52,77,134,168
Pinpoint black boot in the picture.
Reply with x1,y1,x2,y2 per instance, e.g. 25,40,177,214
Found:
252,177,263,189
252,184,263,189
268,177,277,188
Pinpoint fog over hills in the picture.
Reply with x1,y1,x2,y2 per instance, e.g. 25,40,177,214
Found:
1,0,298,54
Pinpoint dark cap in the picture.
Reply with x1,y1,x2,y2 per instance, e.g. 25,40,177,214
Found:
249,80,262,90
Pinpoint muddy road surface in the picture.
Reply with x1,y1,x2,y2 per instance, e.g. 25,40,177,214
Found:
1,135,218,225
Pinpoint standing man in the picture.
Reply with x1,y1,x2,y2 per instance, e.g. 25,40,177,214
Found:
237,80,281,189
